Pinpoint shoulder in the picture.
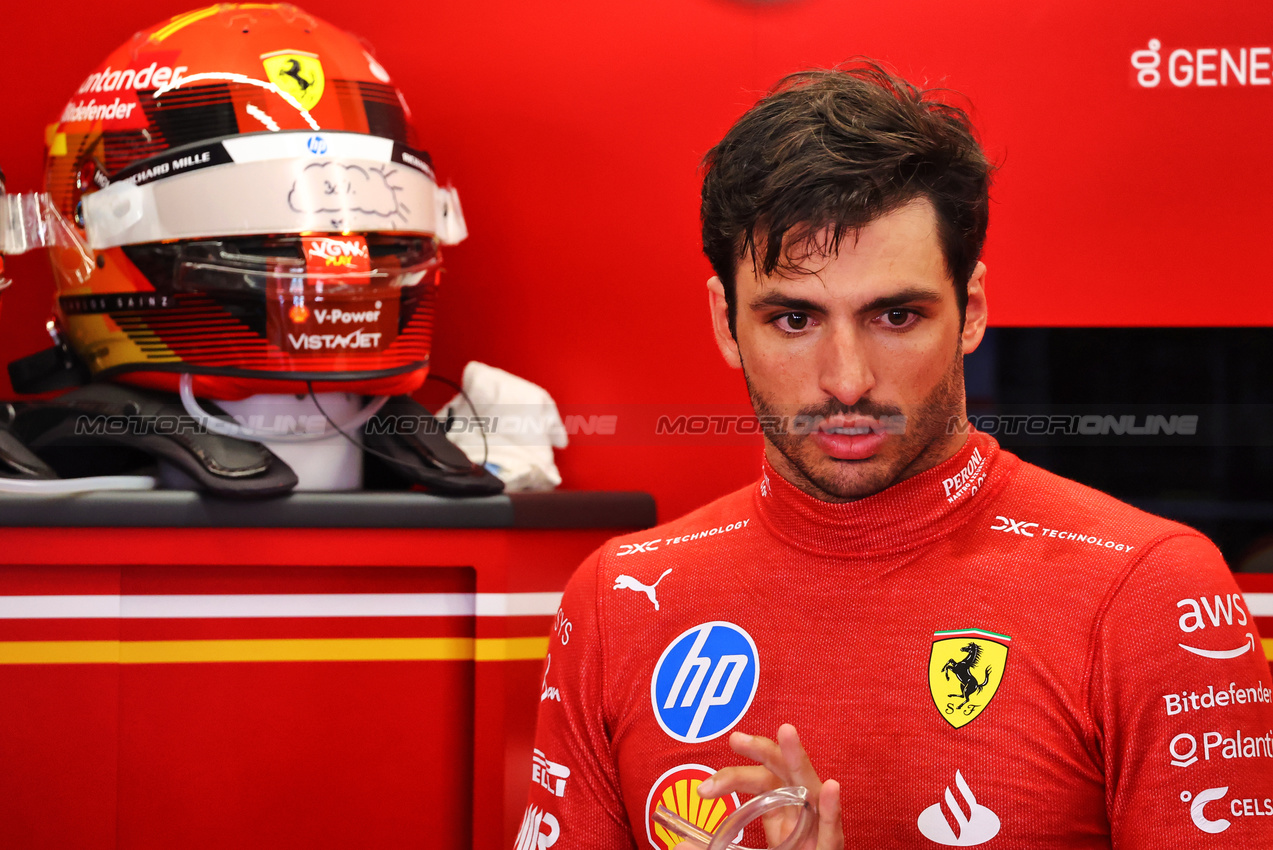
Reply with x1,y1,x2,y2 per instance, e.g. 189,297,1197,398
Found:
590,479,758,568
554,480,758,619
990,453,1208,557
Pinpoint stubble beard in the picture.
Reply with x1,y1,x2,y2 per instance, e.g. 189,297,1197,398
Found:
745,346,968,503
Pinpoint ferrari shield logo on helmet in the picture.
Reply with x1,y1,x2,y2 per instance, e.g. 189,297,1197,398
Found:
928,628,1010,728
261,50,325,111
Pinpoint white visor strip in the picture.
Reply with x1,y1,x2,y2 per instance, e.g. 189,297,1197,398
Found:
1,192,58,254
81,132,467,249
1,191,97,284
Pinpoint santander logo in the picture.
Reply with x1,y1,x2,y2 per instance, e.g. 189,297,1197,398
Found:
916,770,1001,846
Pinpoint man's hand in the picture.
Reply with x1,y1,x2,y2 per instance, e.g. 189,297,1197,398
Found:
691,724,843,850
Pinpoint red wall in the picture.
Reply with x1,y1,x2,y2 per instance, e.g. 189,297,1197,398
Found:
3,0,1271,520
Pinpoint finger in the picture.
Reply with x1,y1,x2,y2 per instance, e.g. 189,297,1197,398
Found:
729,731,795,786
776,724,823,790
729,730,783,768
816,779,844,850
697,765,783,799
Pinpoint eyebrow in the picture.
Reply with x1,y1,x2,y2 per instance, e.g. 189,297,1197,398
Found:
748,293,826,313
748,286,944,315
856,287,945,315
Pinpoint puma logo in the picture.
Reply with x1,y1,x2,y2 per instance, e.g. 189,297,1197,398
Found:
613,568,672,610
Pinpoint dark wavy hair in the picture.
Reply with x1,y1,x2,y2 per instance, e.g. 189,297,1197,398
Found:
701,61,994,335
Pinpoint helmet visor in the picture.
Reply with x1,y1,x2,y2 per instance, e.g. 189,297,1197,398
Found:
80,131,467,250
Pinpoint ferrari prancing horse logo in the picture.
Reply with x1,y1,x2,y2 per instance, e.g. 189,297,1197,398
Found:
928,628,1010,729
261,50,326,111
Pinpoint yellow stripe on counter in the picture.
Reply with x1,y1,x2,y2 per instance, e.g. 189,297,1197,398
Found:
1264,638,1273,659
0,637,550,664
476,636,550,662
0,641,122,665
122,638,475,664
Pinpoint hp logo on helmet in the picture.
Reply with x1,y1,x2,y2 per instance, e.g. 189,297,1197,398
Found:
651,622,759,743
307,135,327,154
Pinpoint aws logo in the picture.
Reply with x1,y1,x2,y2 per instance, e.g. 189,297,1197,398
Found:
1177,594,1255,660
928,628,1011,728
644,764,741,850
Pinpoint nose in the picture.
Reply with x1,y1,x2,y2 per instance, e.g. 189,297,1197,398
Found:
818,323,876,406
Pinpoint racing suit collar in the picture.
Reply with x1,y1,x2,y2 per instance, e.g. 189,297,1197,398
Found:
753,428,1014,558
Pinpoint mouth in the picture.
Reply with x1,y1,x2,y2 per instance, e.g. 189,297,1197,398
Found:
811,417,889,461
823,425,874,436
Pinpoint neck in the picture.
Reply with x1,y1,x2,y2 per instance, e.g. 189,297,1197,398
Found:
754,428,1010,557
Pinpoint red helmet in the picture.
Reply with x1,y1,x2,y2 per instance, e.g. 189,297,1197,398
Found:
43,3,466,399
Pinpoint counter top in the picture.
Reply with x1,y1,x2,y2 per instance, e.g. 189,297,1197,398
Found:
0,489,656,529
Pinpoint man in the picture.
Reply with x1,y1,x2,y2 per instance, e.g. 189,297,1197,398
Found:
519,63,1273,849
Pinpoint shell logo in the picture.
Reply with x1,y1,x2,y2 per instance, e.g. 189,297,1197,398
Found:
644,764,742,850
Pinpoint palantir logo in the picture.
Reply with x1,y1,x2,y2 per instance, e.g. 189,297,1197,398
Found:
651,622,759,743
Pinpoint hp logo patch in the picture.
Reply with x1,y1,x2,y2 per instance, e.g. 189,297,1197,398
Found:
651,622,759,743
307,135,327,154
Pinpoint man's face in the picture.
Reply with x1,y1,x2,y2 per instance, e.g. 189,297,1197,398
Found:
707,198,988,502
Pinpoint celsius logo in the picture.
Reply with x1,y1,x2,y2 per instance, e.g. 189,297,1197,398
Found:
651,622,759,743
1182,787,1230,834
514,804,560,850
916,770,1000,846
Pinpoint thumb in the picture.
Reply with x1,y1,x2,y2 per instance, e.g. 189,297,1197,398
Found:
816,779,844,850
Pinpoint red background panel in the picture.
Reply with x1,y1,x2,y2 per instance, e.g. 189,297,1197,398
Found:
116,660,474,849
0,525,612,849
2,0,1271,517
0,666,120,849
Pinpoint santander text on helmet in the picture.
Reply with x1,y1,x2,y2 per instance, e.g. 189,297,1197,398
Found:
77,63,189,95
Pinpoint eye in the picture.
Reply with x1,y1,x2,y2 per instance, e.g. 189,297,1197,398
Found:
881,308,917,329
775,312,811,333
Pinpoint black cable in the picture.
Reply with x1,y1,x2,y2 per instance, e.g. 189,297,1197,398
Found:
423,373,490,469
304,375,489,473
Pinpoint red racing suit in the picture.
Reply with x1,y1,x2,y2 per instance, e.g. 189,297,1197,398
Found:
519,430,1273,849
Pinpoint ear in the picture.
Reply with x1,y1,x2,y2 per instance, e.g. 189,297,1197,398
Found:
707,276,742,369
960,261,988,355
